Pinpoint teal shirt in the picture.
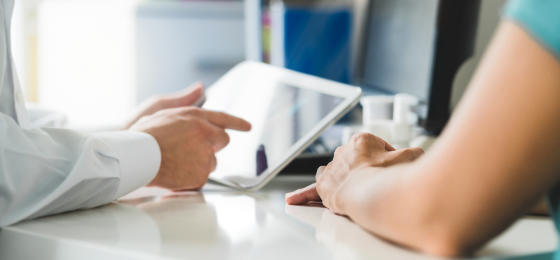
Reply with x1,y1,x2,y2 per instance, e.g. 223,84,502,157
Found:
504,0,560,258
504,0,560,59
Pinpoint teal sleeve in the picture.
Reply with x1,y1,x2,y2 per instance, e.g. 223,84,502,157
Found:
504,0,560,59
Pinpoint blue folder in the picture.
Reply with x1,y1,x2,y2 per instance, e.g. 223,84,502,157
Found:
282,7,352,83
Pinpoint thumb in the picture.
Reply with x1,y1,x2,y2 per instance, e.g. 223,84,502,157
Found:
168,82,205,107
385,147,424,166
285,183,321,205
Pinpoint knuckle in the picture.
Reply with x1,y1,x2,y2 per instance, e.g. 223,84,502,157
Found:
199,122,212,134
352,132,371,141
334,146,344,157
190,119,211,134
352,132,374,146
399,148,418,161
209,153,217,172
372,135,387,146
183,107,202,116
315,174,331,195
221,132,231,146
315,166,325,180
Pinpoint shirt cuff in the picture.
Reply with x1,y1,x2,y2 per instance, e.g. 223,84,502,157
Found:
94,131,162,198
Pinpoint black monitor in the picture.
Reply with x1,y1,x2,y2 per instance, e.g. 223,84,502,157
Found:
357,0,481,135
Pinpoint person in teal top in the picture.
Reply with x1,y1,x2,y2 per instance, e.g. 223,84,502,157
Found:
506,0,560,235
505,0,560,59
286,0,560,257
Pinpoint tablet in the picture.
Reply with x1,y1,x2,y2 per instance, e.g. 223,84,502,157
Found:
203,61,362,190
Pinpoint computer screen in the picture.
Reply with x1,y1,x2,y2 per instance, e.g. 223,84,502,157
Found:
358,0,480,134
360,0,439,102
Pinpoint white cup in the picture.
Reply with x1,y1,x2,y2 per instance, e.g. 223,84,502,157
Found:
360,95,394,126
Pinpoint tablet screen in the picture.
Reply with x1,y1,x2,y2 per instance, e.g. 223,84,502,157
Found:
204,81,344,181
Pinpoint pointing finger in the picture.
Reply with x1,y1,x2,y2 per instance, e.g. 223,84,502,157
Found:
202,110,251,131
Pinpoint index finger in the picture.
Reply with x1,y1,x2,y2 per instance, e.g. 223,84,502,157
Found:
202,110,252,131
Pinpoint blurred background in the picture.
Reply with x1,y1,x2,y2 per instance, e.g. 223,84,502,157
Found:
11,0,506,134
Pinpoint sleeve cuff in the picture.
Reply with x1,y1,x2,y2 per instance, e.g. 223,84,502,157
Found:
94,131,162,198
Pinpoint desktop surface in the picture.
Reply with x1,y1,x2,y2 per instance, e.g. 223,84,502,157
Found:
0,175,556,260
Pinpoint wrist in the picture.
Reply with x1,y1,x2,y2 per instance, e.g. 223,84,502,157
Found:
332,169,366,216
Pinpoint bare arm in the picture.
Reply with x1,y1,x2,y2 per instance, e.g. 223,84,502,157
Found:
322,21,560,256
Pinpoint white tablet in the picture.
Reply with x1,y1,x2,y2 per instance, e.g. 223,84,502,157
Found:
203,61,362,190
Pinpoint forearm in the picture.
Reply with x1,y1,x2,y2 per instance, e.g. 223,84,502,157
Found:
335,163,550,256
334,164,457,255
333,21,560,256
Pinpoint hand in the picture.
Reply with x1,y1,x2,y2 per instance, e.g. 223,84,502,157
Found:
285,133,423,210
130,107,251,190
122,82,205,130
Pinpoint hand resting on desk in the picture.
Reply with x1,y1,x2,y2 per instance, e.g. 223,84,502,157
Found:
285,133,424,208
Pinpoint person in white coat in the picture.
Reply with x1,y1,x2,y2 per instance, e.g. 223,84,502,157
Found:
0,0,251,226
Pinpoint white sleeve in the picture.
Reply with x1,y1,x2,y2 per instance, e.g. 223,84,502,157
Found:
0,113,161,227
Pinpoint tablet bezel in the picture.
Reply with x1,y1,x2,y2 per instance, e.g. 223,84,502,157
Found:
206,61,362,191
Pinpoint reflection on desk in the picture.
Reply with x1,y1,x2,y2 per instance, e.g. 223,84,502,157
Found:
0,176,557,260
286,205,437,260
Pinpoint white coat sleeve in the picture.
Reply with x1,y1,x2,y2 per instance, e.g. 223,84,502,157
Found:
0,113,161,226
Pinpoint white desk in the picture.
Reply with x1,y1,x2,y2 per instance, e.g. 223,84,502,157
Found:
0,176,557,260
